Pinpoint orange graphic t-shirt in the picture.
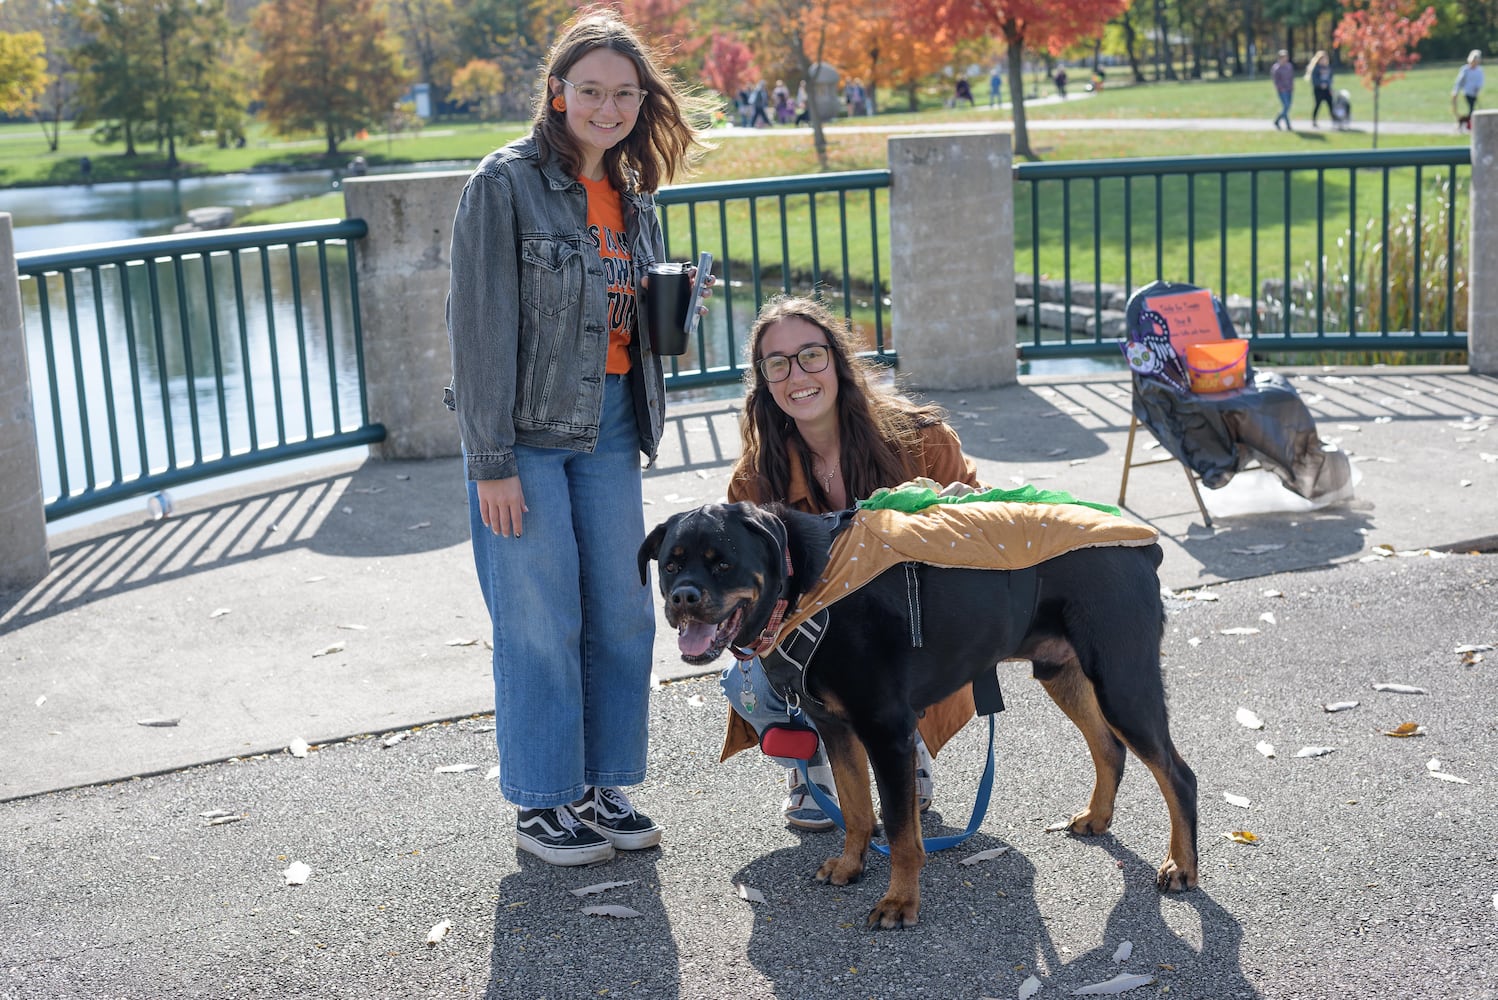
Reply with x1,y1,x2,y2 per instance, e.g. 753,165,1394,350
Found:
579,174,635,375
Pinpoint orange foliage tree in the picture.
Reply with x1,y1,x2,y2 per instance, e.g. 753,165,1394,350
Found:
701,32,757,101
1332,0,1436,148
904,0,1128,158
802,3,952,113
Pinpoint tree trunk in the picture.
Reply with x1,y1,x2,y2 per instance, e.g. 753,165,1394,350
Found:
326,120,339,157
1372,84,1380,149
1118,8,1145,83
1006,38,1034,160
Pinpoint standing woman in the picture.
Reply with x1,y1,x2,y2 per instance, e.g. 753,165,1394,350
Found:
719,297,981,829
1453,50,1484,131
446,10,711,867
1306,51,1334,128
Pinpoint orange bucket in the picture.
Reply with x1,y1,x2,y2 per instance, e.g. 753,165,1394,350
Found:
1185,339,1249,393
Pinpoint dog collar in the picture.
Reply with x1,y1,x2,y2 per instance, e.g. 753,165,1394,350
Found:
731,546,794,660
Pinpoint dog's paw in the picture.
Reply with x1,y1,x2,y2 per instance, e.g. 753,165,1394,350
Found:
1156,857,1198,892
865,895,919,930
1067,807,1113,836
815,856,864,886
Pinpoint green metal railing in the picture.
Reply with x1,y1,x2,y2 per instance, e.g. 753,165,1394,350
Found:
654,170,893,388
17,220,384,521
1015,147,1471,358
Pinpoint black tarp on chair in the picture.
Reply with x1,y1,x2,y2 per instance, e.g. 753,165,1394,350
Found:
1118,280,1353,527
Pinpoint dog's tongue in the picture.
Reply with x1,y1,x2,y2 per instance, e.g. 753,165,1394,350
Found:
677,622,717,657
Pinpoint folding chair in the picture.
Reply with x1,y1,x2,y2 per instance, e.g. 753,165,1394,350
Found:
1118,408,1215,527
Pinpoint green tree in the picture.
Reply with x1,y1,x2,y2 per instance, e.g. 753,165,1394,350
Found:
70,0,154,155
253,0,411,156
0,30,51,117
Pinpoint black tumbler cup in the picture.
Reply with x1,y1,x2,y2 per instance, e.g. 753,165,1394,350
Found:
642,263,693,355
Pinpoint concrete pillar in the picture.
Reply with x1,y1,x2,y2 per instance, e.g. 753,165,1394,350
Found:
888,131,1016,389
0,213,50,589
1469,110,1497,375
341,171,469,459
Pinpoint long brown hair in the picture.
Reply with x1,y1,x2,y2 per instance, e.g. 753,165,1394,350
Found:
730,296,949,508
532,8,712,194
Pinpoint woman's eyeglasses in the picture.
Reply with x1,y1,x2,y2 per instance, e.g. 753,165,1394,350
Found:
758,345,831,383
559,78,648,111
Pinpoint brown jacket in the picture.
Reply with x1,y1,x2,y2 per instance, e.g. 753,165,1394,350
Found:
719,421,980,762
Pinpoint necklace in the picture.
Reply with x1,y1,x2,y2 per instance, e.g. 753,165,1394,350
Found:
815,458,839,491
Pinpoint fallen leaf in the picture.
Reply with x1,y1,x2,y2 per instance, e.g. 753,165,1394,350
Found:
445,638,482,647
1072,972,1155,994
338,623,367,631
960,846,1013,865
582,905,641,919
137,718,180,728
485,765,500,780
1429,771,1469,784
1235,707,1265,730
1018,975,1043,1000
1373,683,1428,695
1221,627,1262,636
209,608,231,619
570,880,636,897
311,642,346,658
1112,940,1133,963
425,919,452,946
1323,701,1360,713
407,521,431,530
199,809,236,819
1261,589,1285,598
735,883,766,903
1191,591,1220,602
1427,758,1441,771
288,738,310,759
1224,830,1260,845
1223,792,1251,808
1255,742,1275,758
283,861,311,886
434,763,480,774
35,695,46,707
686,694,707,707
1259,612,1278,626
1231,544,1286,555
380,732,408,749
1295,746,1337,758
1043,819,1072,833
1382,722,1426,738
1453,644,1494,653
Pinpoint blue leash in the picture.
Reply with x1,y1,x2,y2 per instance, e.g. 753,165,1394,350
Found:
794,714,997,856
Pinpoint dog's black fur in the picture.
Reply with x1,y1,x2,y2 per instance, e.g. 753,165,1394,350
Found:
638,501,1199,929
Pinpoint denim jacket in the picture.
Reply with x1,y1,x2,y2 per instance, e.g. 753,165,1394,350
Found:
446,134,667,481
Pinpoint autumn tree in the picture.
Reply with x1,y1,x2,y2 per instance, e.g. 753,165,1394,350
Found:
0,30,50,117
0,0,80,151
449,57,505,119
806,1,951,112
254,0,411,156
906,0,1129,159
745,0,839,169
701,32,756,100
382,0,457,104
1332,0,1435,147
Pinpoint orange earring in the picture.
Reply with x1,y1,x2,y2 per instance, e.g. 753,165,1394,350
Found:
551,95,567,112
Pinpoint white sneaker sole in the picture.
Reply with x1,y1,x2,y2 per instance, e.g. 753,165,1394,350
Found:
578,818,663,850
515,832,615,866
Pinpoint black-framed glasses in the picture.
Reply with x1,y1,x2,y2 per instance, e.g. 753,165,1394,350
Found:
758,345,831,383
559,78,648,111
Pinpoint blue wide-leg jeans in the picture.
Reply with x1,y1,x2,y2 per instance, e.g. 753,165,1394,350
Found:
468,375,655,809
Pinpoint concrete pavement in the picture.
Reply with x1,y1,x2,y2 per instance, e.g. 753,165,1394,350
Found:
2,366,1497,998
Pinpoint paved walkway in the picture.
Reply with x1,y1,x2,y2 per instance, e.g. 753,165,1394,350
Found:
2,367,1497,999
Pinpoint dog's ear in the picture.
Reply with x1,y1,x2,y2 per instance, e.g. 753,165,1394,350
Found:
735,502,789,595
638,518,672,586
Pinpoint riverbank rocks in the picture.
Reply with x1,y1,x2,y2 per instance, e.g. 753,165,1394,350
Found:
173,207,236,233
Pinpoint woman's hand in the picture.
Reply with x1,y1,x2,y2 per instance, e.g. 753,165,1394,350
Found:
475,477,528,537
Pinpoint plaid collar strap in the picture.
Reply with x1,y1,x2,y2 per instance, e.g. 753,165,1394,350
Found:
731,546,795,660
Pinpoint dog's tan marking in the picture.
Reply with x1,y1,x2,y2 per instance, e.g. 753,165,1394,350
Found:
1030,638,1125,835
815,728,872,888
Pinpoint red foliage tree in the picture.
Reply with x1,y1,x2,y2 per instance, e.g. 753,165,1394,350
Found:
1332,0,1436,148
902,0,1128,159
701,32,756,103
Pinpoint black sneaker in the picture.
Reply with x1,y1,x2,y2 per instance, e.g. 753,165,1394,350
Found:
515,804,615,866
572,786,663,850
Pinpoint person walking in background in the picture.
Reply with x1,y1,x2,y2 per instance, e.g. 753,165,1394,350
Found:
844,77,868,116
718,296,981,830
1053,66,1068,98
1453,50,1484,132
954,76,975,107
1271,49,1295,130
1306,51,1334,128
446,10,712,867
772,78,792,124
989,65,1003,107
750,80,772,127
794,79,810,125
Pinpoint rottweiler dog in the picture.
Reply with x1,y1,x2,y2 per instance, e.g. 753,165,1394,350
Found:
638,501,1198,930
